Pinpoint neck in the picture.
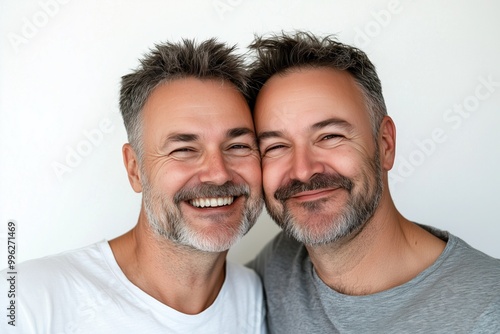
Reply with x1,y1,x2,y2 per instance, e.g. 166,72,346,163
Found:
307,196,446,296
109,210,227,314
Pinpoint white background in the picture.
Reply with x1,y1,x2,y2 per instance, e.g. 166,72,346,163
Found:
1,0,499,268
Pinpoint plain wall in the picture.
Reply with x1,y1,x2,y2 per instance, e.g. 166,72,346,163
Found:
1,0,499,269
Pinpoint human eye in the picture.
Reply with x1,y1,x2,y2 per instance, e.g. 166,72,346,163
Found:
261,143,288,158
227,143,255,157
322,132,344,140
318,133,344,146
169,147,198,159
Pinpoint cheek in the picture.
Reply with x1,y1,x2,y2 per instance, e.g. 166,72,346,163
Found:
156,174,185,197
230,156,262,187
246,164,262,189
329,158,357,178
323,147,364,178
150,161,197,192
261,161,283,197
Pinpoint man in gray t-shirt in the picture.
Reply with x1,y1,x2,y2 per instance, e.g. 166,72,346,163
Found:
247,31,500,333
251,227,500,333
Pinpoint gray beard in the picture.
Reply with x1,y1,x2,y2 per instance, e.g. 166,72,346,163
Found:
142,177,263,252
266,149,383,246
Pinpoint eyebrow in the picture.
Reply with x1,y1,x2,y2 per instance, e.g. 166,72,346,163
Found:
226,127,255,138
166,133,199,142
257,118,353,142
257,130,284,142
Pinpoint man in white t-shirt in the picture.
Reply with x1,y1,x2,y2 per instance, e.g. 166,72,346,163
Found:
1,39,265,333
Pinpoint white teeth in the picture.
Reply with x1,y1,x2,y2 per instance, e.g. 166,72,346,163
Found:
190,196,234,208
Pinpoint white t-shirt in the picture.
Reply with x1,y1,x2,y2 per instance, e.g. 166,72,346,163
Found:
1,241,266,334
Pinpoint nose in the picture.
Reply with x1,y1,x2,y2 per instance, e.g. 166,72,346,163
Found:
289,146,325,182
198,151,233,185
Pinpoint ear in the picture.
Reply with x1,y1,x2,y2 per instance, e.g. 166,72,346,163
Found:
122,143,143,193
378,116,396,171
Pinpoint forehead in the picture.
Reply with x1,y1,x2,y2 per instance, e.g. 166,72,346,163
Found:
254,67,370,134
142,77,253,138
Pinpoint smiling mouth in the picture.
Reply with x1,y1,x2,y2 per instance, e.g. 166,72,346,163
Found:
288,188,341,202
291,188,336,197
189,196,235,208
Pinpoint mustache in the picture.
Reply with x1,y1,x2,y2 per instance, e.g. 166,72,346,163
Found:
174,182,250,204
274,173,353,201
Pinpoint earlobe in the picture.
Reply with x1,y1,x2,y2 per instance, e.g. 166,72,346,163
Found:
122,143,143,193
378,116,396,171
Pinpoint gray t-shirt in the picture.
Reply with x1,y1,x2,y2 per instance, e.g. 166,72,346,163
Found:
249,225,500,333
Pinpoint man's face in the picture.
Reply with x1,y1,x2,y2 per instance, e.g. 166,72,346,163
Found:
139,78,263,252
254,67,383,246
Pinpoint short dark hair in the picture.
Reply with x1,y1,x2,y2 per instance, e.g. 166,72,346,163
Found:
119,38,249,159
248,31,387,137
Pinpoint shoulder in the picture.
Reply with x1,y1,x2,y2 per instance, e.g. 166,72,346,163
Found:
219,262,267,333
258,231,303,257
19,241,104,269
443,234,500,329
1,242,113,331
5,242,108,294
226,261,262,289
421,224,500,271
224,261,265,311
447,233,500,278
247,232,307,279
421,225,500,301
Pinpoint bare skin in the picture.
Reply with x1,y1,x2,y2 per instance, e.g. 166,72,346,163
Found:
308,119,446,295
109,212,226,314
109,78,262,313
308,198,446,295
255,68,446,296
